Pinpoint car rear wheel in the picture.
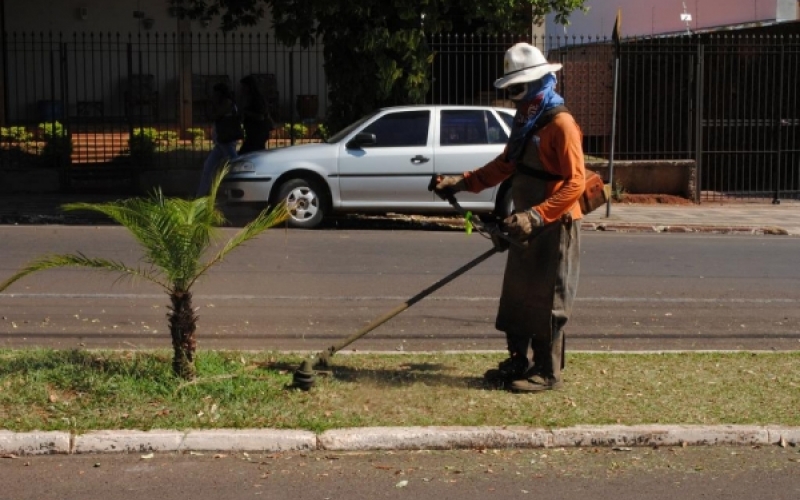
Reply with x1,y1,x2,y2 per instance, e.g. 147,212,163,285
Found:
276,178,326,228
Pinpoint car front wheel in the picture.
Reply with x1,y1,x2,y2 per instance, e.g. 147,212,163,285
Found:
276,178,326,228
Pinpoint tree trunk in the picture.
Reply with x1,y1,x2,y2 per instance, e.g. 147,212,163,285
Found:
169,290,198,379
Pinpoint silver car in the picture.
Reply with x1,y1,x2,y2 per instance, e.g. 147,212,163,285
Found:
222,105,516,228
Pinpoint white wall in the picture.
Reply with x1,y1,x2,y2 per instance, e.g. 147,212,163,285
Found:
547,0,793,37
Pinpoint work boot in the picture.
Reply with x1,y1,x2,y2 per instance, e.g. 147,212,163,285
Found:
483,353,531,385
484,332,531,386
510,331,564,393
509,372,563,392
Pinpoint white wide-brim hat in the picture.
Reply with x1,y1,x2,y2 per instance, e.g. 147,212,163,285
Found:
494,42,563,89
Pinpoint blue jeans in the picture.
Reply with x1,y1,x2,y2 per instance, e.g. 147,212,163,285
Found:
197,141,237,197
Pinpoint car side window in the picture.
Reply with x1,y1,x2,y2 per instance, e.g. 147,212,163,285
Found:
440,110,488,146
486,111,509,144
361,110,430,147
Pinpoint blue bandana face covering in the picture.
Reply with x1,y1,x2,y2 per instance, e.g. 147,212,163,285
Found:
505,73,565,163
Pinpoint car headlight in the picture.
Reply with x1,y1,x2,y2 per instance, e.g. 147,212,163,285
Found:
230,161,256,173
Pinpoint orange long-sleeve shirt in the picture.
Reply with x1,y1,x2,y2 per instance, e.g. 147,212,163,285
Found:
463,112,586,224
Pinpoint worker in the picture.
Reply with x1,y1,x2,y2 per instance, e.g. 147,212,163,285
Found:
435,42,585,392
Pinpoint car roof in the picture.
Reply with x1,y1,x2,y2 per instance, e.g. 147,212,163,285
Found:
377,104,514,113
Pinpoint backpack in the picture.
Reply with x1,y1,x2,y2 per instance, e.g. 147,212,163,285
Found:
519,106,610,215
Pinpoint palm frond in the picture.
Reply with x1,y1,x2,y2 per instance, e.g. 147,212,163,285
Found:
192,202,290,286
62,173,231,290
0,253,166,293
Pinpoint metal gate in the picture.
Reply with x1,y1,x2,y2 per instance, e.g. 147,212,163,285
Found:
697,35,800,202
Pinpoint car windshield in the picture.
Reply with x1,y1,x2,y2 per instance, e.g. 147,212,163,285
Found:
496,109,515,129
326,111,381,143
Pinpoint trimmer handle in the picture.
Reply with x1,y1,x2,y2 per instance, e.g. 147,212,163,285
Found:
428,174,459,205
429,173,523,250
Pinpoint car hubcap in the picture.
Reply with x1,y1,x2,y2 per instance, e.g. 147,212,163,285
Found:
286,186,319,221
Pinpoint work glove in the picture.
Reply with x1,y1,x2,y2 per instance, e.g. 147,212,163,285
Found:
503,209,543,242
434,175,467,194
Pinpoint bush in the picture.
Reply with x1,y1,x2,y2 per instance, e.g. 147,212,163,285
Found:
314,123,329,141
1,126,33,144
282,123,308,137
186,127,206,144
159,130,179,143
129,127,158,165
37,121,72,163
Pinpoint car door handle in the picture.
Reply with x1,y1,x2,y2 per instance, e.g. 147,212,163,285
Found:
410,155,430,164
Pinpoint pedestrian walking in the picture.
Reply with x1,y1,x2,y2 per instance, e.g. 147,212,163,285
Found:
196,82,241,197
435,42,586,392
238,75,274,155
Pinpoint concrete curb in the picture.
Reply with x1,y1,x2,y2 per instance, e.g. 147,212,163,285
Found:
580,222,792,236
2,426,798,456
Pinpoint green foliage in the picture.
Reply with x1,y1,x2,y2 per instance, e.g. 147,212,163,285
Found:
612,180,627,202
186,127,206,144
129,127,159,165
282,122,308,137
0,126,33,144
37,121,72,161
314,123,329,140
38,121,68,140
159,130,179,143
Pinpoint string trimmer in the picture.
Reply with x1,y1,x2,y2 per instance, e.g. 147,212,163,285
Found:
290,175,521,390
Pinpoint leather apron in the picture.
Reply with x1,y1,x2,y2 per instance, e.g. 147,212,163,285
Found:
494,140,580,343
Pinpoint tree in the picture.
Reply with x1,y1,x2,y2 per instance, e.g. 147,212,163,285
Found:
0,167,289,379
169,0,588,130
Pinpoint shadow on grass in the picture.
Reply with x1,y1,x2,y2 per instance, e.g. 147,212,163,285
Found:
263,359,495,391
0,349,171,379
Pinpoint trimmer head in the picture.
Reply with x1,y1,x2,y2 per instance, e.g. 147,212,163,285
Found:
290,359,316,391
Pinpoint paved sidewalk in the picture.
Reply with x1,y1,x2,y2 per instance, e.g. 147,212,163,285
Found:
1,193,798,235
583,202,800,236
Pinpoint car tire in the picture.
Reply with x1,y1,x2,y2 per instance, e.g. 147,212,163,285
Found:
276,178,327,229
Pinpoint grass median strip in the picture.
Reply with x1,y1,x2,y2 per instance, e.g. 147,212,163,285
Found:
1,349,798,433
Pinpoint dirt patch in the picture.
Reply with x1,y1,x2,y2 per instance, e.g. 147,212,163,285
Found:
618,193,693,205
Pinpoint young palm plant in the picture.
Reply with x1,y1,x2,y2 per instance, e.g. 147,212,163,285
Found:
0,166,288,379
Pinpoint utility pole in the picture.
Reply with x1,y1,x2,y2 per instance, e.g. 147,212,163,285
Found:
681,2,693,35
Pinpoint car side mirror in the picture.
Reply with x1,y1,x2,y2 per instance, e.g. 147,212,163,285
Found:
346,132,377,149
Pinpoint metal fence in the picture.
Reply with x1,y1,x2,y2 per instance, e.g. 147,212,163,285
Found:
1,30,798,201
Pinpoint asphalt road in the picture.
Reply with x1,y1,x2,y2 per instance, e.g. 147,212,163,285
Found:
1,225,799,352
1,446,799,500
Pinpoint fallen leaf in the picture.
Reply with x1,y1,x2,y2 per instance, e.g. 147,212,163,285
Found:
395,480,409,488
